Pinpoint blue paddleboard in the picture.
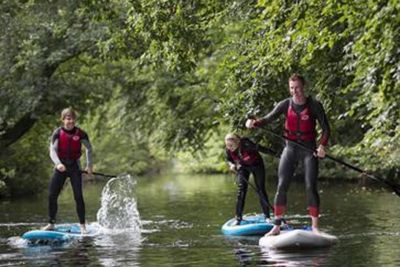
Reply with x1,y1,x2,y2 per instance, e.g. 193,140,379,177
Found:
221,214,274,236
22,224,90,243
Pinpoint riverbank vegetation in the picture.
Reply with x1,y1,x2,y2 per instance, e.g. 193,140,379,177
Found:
1,1,399,197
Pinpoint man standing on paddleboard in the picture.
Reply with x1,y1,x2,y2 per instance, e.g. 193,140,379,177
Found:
245,73,330,235
42,108,93,234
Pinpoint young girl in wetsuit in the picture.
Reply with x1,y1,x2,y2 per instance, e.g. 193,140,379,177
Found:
225,133,275,225
43,108,93,234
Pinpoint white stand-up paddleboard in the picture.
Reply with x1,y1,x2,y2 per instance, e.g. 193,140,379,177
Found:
259,229,338,250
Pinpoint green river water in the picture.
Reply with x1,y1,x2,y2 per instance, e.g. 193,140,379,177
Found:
0,172,399,266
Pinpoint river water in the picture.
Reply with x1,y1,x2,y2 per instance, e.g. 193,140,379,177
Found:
0,172,399,266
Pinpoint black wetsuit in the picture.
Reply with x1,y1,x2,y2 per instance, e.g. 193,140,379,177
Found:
226,138,275,220
48,127,92,224
255,97,330,217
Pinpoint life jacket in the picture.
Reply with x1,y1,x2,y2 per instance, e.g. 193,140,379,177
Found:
57,127,82,160
284,99,316,142
227,140,261,166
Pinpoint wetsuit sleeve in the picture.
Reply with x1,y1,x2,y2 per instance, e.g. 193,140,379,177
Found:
80,130,93,168
312,100,330,146
49,129,62,166
253,99,289,127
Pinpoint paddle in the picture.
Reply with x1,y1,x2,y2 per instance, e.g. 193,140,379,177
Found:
260,127,400,197
231,169,275,213
81,170,117,178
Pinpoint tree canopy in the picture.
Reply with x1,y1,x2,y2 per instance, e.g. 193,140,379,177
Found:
0,0,399,197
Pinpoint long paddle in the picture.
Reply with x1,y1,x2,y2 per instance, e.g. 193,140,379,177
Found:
261,127,400,197
81,170,117,178
231,169,275,213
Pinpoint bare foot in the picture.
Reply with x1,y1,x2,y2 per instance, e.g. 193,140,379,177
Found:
312,227,320,234
265,225,280,236
80,224,87,235
42,224,55,231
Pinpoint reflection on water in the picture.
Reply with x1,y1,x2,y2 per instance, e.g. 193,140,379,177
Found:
1,173,400,266
231,238,335,266
258,247,334,266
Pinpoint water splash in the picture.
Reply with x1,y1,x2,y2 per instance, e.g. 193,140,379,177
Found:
96,174,141,233
6,236,29,248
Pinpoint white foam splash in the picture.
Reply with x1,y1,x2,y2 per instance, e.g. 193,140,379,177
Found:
7,236,29,248
96,174,142,233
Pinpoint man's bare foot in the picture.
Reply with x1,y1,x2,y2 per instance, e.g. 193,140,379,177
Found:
266,225,280,236
80,224,87,235
42,223,55,231
312,226,320,234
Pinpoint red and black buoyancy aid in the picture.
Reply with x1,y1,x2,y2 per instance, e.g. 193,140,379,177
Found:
57,127,82,160
227,141,261,166
284,99,316,142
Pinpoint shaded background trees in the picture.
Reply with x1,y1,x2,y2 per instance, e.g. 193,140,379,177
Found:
1,0,399,197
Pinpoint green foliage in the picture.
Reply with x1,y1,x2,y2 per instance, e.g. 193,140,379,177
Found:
0,0,229,196
1,0,400,197
79,87,163,175
176,130,227,174
0,121,51,198
208,0,400,174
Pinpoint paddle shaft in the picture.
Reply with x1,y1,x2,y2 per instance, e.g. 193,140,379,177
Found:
232,169,274,212
262,127,400,196
81,170,117,178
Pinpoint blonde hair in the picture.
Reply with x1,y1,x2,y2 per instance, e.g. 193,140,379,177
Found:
60,107,77,120
225,133,240,142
